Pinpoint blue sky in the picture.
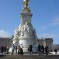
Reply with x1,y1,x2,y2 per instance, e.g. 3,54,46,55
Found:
0,0,59,44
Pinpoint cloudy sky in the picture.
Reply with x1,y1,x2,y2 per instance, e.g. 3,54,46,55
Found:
0,0,59,44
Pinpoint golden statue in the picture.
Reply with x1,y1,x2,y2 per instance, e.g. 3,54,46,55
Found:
23,0,29,7
22,0,31,12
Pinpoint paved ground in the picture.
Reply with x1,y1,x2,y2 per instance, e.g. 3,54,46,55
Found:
0,55,59,59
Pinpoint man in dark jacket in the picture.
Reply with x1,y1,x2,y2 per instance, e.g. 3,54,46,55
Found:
28,45,32,55
45,45,48,55
38,44,41,55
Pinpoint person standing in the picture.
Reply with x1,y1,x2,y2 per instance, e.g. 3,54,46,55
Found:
45,45,48,55
54,49,57,54
18,45,21,55
15,46,17,54
12,44,15,55
41,45,44,55
28,45,32,55
6,46,9,54
20,48,23,55
38,44,41,55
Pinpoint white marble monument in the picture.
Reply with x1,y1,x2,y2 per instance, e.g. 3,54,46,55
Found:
9,0,38,52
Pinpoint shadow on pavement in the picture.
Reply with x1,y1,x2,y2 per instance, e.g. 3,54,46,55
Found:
0,55,6,58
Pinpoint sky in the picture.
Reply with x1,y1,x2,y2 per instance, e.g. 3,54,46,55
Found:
0,0,59,44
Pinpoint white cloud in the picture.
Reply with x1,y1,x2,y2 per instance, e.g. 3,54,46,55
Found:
0,30,11,38
52,17,59,26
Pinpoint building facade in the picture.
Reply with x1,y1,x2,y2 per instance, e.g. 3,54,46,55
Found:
0,37,12,48
37,38,53,51
0,37,53,52
53,44,59,51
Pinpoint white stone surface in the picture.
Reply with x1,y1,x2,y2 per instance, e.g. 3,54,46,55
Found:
9,2,38,53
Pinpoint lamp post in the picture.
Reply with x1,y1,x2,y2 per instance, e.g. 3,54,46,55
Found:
44,38,46,53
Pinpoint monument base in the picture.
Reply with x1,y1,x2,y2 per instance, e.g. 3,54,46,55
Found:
9,38,38,53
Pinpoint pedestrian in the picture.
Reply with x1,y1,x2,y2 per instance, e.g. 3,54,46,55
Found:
1,46,4,54
18,45,21,55
28,45,32,55
11,44,15,55
45,45,48,55
6,46,9,54
38,44,41,55
20,48,23,55
15,46,17,54
54,49,57,54
41,45,44,54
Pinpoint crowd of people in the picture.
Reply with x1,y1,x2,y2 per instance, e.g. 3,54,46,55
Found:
11,44,49,55
0,46,9,54
0,44,58,55
12,44,23,55
38,44,48,55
